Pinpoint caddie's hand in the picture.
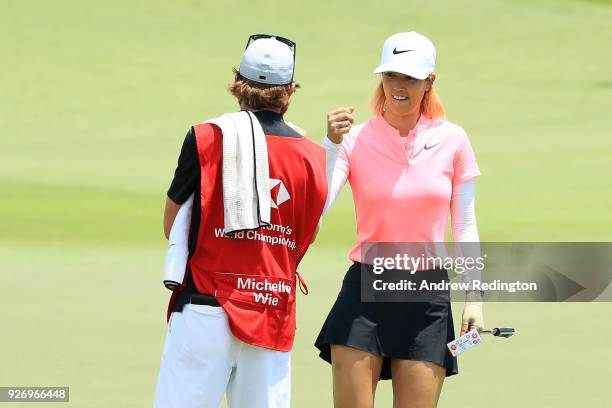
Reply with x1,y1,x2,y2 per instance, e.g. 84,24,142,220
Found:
460,301,484,337
327,106,355,144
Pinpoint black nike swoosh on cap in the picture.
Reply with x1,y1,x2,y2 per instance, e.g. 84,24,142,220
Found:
392,47,414,54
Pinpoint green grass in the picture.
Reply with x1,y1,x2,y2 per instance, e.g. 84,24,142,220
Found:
1,0,612,406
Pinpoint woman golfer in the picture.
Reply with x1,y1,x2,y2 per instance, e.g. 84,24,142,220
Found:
315,31,484,407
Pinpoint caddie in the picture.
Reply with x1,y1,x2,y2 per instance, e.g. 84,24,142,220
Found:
153,34,327,408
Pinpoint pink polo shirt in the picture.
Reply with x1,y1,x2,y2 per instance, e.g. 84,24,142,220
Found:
327,115,481,263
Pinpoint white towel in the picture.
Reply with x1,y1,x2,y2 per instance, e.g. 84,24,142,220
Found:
163,193,194,288
206,111,271,235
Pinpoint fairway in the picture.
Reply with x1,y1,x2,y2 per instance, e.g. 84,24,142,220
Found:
2,0,612,407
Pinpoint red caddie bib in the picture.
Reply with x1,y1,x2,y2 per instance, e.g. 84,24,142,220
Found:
185,122,326,351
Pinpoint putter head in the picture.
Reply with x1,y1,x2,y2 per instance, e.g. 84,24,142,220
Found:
493,327,515,338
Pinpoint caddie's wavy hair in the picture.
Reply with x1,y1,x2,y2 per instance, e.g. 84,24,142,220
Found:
228,69,300,114
369,77,445,119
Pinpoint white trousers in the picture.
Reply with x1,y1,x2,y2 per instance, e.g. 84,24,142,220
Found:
153,304,291,408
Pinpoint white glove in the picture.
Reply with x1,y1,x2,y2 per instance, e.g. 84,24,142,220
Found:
460,292,484,336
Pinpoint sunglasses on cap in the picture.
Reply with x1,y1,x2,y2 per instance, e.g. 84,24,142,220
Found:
245,34,297,83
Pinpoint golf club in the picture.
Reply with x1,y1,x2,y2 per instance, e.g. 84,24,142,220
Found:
479,327,516,338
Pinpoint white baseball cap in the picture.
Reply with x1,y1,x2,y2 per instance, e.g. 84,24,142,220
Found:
373,31,436,80
239,35,295,85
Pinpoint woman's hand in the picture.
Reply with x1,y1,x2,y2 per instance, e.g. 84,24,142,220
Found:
460,301,484,337
327,106,355,144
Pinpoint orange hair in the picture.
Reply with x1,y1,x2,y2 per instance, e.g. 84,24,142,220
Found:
369,81,446,119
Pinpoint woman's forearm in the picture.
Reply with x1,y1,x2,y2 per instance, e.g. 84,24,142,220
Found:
322,136,349,215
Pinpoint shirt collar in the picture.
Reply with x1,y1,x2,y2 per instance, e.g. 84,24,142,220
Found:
252,110,284,121
373,114,435,137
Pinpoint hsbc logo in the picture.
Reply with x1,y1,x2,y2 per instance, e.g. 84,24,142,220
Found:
270,178,290,208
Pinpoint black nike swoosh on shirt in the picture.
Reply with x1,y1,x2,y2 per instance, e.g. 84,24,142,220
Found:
393,48,414,54
424,143,440,150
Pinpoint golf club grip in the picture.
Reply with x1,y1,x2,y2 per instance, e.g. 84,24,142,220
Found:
494,328,515,336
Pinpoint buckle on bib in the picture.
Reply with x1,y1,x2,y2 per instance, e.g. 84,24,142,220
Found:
296,271,309,295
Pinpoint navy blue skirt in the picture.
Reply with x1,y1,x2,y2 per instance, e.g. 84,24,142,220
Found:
315,262,458,380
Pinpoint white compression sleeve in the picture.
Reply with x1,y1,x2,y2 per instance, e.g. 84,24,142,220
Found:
450,180,482,286
450,180,479,242
322,136,349,215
